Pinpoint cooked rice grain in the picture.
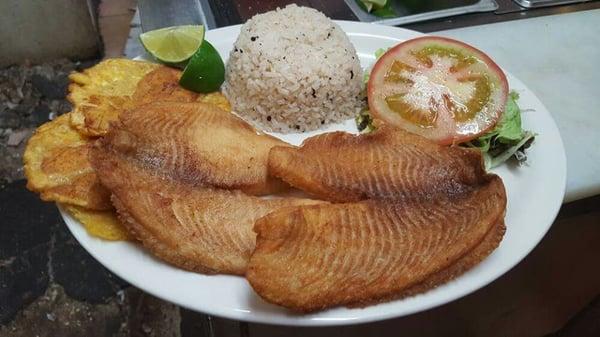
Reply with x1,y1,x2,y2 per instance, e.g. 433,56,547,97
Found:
223,5,364,133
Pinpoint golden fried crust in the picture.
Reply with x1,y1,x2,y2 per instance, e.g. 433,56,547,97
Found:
91,138,321,275
68,59,159,136
68,59,159,104
269,124,488,202
23,113,111,210
132,66,198,105
62,204,131,241
246,176,506,312
197,92,231,112
113,101,290,195
69,95,132,137
68,61,232,137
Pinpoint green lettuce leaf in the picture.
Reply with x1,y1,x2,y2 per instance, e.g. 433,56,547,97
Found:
464,91,536,169
355,109,376,133
374,47,388,59
364,47,390,85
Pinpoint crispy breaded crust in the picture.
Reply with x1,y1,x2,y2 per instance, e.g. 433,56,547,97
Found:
62,204,131,241
269,124,488,202
92,134,321,275
23,113,111,210
114,101,290,195
68,59,159,136
68,62,232,137
247,175,506,312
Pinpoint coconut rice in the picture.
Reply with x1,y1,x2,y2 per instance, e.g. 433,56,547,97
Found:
223,5,364,133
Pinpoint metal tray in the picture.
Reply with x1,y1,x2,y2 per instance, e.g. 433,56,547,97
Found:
344,0,498,25
512,0,591,8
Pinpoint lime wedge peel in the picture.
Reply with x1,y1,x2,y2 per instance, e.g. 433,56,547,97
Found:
140,25,205,64
179,40,225,93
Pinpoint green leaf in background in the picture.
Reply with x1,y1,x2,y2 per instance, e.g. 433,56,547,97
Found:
356,0,396,18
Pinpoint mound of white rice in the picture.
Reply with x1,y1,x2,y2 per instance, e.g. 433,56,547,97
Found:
223,5,364,133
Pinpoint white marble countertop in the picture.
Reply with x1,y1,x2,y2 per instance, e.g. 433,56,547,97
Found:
436,9,600,203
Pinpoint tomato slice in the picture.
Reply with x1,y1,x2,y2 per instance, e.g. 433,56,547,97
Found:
368,36,508,145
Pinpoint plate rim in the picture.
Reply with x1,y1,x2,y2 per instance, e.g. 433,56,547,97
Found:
60,21,567,326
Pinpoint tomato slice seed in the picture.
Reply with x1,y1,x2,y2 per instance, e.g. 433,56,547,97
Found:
384,61,415,84
385,94,437,127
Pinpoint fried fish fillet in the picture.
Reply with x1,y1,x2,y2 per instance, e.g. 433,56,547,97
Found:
197,91,231,112
91,138,320,275
132,66,232,111
132,66,197,105
23,113,111,210
68,59,159,136
113,101,290,195
269,124,488,202
247,175,506,311
69,62,231,136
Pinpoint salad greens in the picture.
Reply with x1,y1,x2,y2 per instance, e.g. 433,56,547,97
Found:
363,47,389,84
464,92,536,169
357,50,536,169
355,109,376,133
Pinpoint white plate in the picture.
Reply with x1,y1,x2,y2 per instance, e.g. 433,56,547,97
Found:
60,21,566,326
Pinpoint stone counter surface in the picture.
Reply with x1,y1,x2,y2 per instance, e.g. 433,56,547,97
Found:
436,9,600,203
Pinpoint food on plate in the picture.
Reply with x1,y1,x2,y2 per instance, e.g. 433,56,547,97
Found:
134,66,231,109
361,42,535,168
68,59,159,136
27,56,234,240
247,175,506,312
92,127,321,274
68,59,159,105
464,91,536,169
23,113,111,210
368,36,509,145
132,66,199,104
140,24,225,92
197,91,231,112
70,95,131,138
223,4,364,133
269,124,488,202
114,101,289,195
139,25,206,65
22,4,519,313
62,204,131,241
355,108,376,133
179,41,225,93
68,61,231,137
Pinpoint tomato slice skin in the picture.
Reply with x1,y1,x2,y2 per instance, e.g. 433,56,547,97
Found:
368,36,509,145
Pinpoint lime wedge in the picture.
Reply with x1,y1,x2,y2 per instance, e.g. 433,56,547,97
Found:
139,25,205,64
179,41,225,93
